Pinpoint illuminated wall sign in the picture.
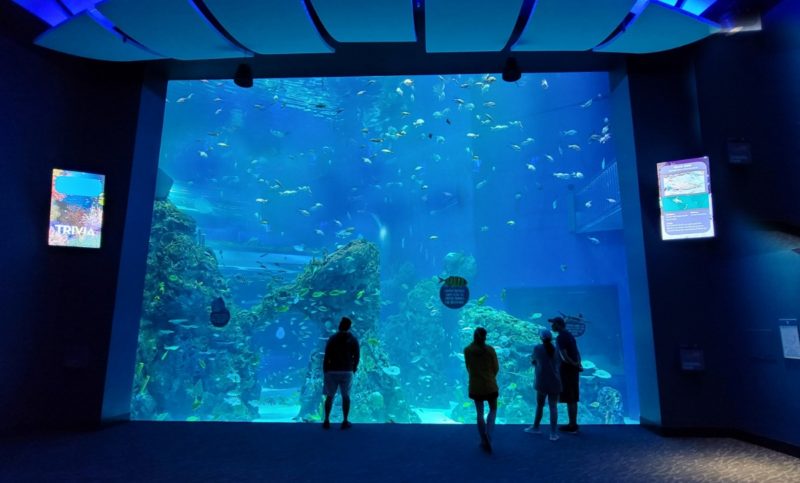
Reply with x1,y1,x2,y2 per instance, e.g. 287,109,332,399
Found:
48,168,105,248
657,156,715,240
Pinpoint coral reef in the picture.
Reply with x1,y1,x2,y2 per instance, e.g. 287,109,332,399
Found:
251,239,419,423
132,200,260,421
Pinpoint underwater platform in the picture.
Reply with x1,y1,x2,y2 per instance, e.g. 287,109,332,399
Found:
2,423,798,482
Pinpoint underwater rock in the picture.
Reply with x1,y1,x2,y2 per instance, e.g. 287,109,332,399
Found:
133,200,261,422
284,240,419,423
596,386,624,424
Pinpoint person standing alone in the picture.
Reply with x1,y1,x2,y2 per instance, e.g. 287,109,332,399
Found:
322,316,360,429
464,327,499,453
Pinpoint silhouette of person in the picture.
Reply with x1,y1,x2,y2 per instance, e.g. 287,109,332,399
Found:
322,316,360,430
550,316,582,433
464,327,499,453
525,329,562,441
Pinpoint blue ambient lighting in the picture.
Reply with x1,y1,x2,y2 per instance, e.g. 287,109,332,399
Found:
60,0,102,15
681,0,716,16
12,0,70,26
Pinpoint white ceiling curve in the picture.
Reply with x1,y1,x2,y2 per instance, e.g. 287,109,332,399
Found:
23,0,720,62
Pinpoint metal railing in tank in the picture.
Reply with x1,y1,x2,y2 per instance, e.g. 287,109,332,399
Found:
573,161,622,234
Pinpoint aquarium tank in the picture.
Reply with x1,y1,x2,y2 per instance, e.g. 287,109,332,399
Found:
131,73,641,425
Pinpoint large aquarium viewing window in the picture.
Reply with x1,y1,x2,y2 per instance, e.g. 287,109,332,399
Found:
132,73,640,425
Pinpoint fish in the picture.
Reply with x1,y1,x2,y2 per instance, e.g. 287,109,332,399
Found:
198,151,208,158
369,138,384,143
396,87,404,96
476,295,488,305
356,90,367,96
276,327,286,339
588,237,600,245
526,164,536,171
580,98,593,108
312,291,326,298
483,101,496,108
475,180,488,189
561,129,578,136
553,200,558,210
402,78,414,87
510,144,521,151
607,198,617,204
489,124,509,131
412,118,425,127
293,244,304,252
541,79,549,89
585,201,592,208
328,289,347,296
480,226,489,232
568,144,581,151
466,133,480,138
429,235,439,240
506,220,516,226
521,137,535,146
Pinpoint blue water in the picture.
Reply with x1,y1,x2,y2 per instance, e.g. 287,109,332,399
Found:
133,73,638,425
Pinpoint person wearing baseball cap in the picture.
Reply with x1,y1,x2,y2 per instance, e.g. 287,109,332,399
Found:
549,316,582,433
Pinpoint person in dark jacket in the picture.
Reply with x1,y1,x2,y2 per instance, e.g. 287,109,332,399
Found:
524,329,562,441
322,316,360,429
550,316,582,434
464,327,499,453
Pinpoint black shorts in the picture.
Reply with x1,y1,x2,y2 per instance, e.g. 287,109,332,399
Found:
560,365,580,403
469,391,499,402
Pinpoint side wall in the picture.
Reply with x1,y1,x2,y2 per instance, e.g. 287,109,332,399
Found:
692,3,800,447
627,1,800,447
0,4,145,432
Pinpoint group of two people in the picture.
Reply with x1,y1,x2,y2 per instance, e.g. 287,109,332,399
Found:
319,314,582,452
464,316,581,452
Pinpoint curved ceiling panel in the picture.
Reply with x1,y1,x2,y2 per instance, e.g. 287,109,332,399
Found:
309,0,416,43
96,0,250,60
595,3,718,54
204,0,332,54
512,0,635,52
34,12,163,61
425,0,524,53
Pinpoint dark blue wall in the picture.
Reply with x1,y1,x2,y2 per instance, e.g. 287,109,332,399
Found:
693,4,800,446
0,4,146,432
627,2,800,447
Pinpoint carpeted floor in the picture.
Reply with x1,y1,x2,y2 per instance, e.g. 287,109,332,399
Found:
1,423,798,482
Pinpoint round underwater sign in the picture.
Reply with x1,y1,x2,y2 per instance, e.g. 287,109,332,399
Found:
439,275,470,309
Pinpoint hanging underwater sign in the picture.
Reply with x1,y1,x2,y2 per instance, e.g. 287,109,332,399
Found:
439,275,470,309
210,297,231,328
562,312,588,337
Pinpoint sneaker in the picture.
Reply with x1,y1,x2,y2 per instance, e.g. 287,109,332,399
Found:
558,424,579,434
322,420,330,429
549,433,560,442
340,421,352,430
523,426,541,434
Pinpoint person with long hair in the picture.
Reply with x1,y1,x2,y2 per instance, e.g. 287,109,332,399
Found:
525,329,562,441
464,327,499,453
